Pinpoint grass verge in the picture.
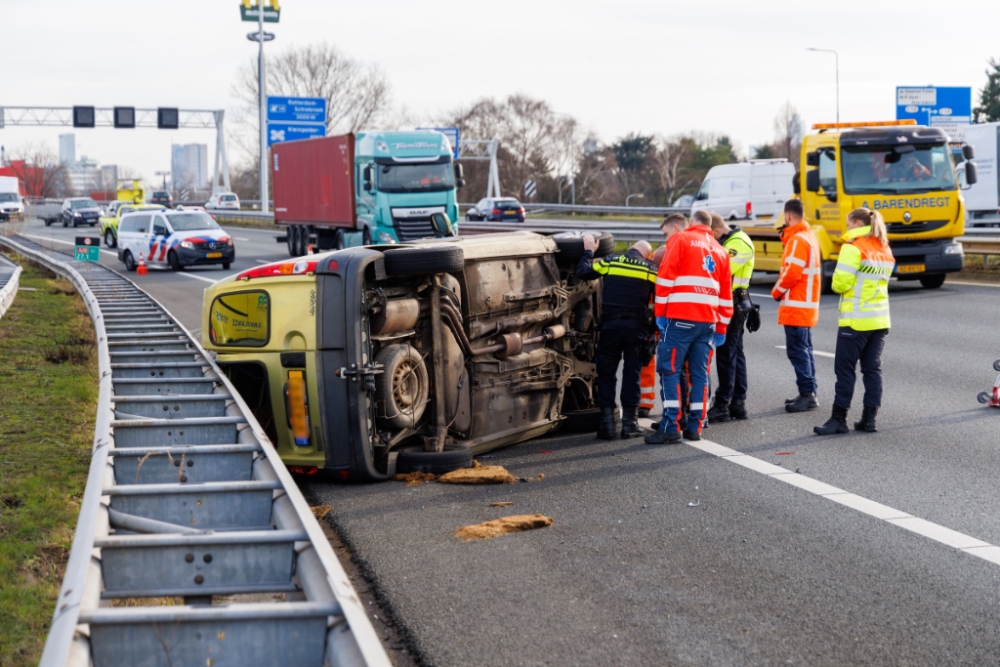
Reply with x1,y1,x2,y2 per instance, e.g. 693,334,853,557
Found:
0,254,97,667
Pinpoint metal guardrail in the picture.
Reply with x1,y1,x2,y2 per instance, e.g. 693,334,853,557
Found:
0,236,390,667
0,252,21,319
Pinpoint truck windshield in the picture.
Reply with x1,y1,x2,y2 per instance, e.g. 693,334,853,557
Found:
378,162,455,193
0,193,19,202
841,144,957,194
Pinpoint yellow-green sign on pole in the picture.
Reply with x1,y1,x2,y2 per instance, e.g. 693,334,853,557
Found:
240,0,280,23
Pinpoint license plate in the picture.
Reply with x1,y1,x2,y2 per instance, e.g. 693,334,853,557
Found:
897,264,925,274
207,252,223,258
506,210,517,214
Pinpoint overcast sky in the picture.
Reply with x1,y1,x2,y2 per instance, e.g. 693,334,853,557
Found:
5,0,1000,188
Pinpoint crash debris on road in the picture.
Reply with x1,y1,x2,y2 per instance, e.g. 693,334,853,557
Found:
454,514,554,541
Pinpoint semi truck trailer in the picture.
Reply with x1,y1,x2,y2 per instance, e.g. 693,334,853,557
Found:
272,130,465,256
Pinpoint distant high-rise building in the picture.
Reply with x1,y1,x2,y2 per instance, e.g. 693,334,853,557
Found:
65,156,101,196
171,144,208,190
59,134,76,164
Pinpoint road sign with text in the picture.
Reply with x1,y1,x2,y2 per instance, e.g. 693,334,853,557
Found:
896,86,972,141
74,237,100,262
240,1,280,23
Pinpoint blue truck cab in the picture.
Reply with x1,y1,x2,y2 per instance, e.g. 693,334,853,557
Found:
355,130,463,245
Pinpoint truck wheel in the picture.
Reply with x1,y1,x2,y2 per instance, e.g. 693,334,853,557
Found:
395,443,473,475
297,225,310,256
287,226,297,257
820,260,836,295
375,344,429,429
552,231,615,267
104,230,116,248
920,274,946,289
334,228,345,250
382,245,464,276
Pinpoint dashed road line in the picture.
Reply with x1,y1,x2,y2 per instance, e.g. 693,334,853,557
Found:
636,420,1000,567
776,344,835,359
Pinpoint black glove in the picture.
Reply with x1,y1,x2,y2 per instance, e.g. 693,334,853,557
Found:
746,304,761,333
733,288,752,315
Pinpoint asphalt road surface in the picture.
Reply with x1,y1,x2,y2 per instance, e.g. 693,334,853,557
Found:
15,216,1000,666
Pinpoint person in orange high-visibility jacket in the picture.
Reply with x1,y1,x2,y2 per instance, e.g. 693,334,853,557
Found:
772,199,822,413
645,209,733,445
639,214,689,418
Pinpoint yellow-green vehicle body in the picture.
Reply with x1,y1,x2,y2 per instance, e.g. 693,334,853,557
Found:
745,121,966,290
99,204,164,247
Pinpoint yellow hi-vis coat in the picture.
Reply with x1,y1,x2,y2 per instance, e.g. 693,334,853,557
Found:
723,228,754,289
832,225,894,331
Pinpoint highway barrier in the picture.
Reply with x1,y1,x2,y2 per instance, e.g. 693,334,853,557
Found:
0,252,21,319
0,236,390,667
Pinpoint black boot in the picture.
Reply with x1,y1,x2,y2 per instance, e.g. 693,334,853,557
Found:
785,393,819,413
637,407,651,418
707,396,731,424
596,407,619,440
620,408,649,439
814,406,849,435
644,428,681,445
729,399,748,420
854,406,878,433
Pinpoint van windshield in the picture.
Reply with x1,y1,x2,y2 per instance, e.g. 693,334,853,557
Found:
167,212,219,231
0,193,19,203
841,144,957,194
378,162,455,193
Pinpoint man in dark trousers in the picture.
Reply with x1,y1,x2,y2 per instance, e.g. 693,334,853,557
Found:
577,237,658,439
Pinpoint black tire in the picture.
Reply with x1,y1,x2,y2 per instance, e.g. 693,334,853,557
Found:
168,250,181,271
104,229,116,248
286,226,297,257
395,442,473,475
920,274,946,289
374,344,429,429
123,251,137,272
90,222,97,227
993,359,1000,373
382,245,464,276
44,219,51,227
820,260,837,295
62,218,69,228
559,407,616,434
553,231,615,266
334,228,345,250
363,226,373,246
297,225,310,257
979,391,991,405
222,262,231,270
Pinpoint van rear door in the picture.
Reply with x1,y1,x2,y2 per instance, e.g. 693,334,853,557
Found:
750,164,777,219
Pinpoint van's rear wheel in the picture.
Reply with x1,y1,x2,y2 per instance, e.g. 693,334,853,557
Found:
104,229,116,248
382,245,464,276
374,344,429,429
395,443,473,475
123,251,137,272
553,231,615,267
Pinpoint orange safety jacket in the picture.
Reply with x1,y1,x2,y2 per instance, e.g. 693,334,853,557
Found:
771,219,821,327
654,225,734,335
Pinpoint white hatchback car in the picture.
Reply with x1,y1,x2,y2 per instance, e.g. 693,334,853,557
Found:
205,192,240,211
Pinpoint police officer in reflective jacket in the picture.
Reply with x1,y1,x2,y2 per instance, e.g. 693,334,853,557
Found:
707,213,755,422
577,237,658,439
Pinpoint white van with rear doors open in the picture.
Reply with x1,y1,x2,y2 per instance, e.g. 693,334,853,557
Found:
691,159,796,222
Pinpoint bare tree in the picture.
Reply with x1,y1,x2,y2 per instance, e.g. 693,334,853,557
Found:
773,101,804,169
6,142,67,198
231,42,394,162
650,135,698,205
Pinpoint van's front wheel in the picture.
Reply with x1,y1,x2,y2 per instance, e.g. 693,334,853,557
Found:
168,250,182,271
920,274,946,289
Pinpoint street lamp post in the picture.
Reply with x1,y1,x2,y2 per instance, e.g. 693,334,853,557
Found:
807,47,839,123
626,193,644,207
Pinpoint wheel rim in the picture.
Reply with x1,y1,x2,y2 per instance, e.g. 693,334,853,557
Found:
392,358,421,417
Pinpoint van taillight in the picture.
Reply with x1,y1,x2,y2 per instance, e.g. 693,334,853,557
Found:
238,258,324,280
286,370,310,446
745,202,753,218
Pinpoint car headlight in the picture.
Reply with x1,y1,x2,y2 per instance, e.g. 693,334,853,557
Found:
180,241,194,249
944,244,963,255
227,238,234,247
377,232,396,244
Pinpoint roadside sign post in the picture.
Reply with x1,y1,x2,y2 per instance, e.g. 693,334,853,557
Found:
896,86,972,142
266,96,326,147
74,237,100,262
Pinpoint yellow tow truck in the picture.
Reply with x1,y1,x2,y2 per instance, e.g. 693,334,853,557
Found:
744,120,975,291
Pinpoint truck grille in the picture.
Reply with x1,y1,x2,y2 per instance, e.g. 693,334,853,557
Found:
393,217,436,241
886,220,947,234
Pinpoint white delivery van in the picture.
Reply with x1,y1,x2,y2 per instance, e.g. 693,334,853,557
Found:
691,159,796,221
0,176,24,221
960,122,999,223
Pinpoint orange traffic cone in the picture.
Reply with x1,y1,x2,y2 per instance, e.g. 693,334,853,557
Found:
137,252,148,276
307,243,314,256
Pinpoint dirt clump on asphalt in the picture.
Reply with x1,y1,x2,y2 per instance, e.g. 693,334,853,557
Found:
455,514,554,541
438,460,516,485
310,505,332,519
489,501,515,507
393,472,439,486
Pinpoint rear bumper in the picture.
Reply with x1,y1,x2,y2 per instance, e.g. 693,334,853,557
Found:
891,238,964,278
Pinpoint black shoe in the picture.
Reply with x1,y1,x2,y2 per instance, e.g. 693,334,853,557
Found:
637,407,651,419
682,429,701,441
729,399,748,420
596,407,619,440
707,397,731,424
620,408,650,439
853,406,878,433
644,429,682,445
814,406,849,435
785,393,819,413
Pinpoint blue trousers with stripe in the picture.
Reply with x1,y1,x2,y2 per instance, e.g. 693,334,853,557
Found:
657,319,715,435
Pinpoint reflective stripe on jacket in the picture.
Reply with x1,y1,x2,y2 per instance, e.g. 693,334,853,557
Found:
576,248,657,323
832,225,893,331
771,220,821,327
722,227,754,289
654,224,734,334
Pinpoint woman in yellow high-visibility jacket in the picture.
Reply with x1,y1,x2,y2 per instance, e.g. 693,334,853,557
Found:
815,208,894,435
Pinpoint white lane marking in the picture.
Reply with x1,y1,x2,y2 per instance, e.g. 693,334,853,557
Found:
23,234,116,257
234,237,250,241
749,292,771,298
636,419,1000,567
776,344,835,359
945,280,1000,288
255,259,271,264
175,272,217,284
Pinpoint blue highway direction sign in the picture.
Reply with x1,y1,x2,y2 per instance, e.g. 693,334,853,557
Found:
266,97,327,124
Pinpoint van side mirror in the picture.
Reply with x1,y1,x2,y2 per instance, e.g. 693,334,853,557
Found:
430,212,456,237
806,151,820,167
362,165,373,192
963,144,975,160
792,172,801,195
964,161,979,186
805,170,820,192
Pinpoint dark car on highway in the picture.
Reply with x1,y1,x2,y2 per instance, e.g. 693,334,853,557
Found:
60,198,102,228
149,190,173,208
466,197,526,222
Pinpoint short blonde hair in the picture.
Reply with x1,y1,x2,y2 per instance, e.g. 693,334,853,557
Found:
709,212,726,231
